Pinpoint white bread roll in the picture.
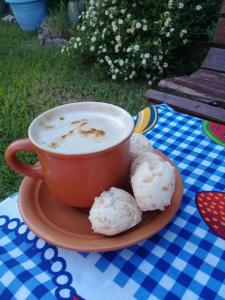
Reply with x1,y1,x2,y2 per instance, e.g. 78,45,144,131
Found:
130,133,152,161
130,152,163,177
131,160,175,211
89,187,142,236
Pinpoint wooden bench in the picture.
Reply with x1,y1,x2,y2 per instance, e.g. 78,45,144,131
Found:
145,1,225,124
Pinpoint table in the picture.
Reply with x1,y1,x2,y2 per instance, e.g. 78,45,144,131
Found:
0,104,225,300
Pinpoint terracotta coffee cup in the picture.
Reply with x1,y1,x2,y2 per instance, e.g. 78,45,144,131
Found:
5,102,134,207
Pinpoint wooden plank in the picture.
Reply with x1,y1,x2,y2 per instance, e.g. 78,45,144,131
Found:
159,77,225,101
159,78,206,98
213,18,225,45
202,48,225,73
191,69,225,85
220,0,225,15
145,89,225,124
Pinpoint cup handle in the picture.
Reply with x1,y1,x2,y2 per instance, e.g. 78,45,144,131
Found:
5,138,43,179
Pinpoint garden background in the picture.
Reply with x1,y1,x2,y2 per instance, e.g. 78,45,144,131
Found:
0,0,221,200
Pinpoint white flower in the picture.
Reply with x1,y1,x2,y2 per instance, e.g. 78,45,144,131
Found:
112,25,118,32
90,46,95,51
166,32,171,37
115,35,121,42
136,22,141,29
126,14,131,19
115,45,120,53
164,20,170,27
127,47,132,53
168,0,173,9
76,37,81,42
163,62,168,68
134,45,140,51
142,59,147,65
144,53,150,59
118,19,123,24
180,29,187,38
148,80,152,85
81,26,86,31
170,27,175,32
105,10,109,16
196,5,202,11
91,36,96,42
112,75,116,80
153,55,157,61
178,2,184,9
143,25,148,31
74,43,78,49
119,59,124,66
127,28,134,34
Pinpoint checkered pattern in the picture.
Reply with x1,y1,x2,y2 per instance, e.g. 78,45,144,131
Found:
0,104,225,300
86,104,225,300
0,214,77,299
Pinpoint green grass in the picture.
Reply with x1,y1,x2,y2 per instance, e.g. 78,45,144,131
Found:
0,22,149,200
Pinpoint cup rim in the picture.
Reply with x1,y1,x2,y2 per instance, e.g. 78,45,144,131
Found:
28,102,134,156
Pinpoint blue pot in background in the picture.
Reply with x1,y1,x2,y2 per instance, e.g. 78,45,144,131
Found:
4,0,47,31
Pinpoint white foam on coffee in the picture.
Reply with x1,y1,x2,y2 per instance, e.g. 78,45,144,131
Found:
29,104,133,154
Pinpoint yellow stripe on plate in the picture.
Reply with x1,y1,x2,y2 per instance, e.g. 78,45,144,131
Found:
134,106,158,134
142,106,158,134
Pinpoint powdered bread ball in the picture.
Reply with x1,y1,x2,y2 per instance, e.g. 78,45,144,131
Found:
130,133,153,161
89,187,142,236
130,152,163,177
131,160,175,211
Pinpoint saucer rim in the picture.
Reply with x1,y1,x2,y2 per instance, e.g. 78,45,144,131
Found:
18,149,183,252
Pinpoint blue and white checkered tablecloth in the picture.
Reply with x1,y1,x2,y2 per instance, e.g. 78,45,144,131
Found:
0,104,225,300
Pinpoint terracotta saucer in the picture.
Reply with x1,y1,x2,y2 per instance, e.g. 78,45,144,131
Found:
18,149,183,252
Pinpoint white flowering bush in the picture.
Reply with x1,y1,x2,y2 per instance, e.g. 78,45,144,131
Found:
62,0,220,84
